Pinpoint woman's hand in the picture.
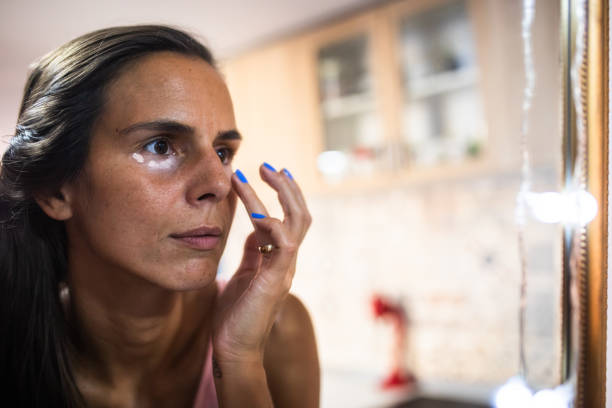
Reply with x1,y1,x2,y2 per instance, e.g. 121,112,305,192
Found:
211,163,311,368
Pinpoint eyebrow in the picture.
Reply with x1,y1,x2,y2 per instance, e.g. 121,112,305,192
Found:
216,129,242,141
118,120,242,141
118,120,194,136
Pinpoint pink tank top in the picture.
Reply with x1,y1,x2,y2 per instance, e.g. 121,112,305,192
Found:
192,339,218,408
192,280,225,408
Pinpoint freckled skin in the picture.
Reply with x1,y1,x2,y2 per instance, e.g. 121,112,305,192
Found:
65,52,238,290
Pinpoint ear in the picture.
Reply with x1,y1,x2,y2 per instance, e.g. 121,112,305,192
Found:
35,185,74,221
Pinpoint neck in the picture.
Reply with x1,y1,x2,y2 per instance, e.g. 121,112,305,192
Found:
65,251,217,385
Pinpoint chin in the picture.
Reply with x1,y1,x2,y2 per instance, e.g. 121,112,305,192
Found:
154,259,220,291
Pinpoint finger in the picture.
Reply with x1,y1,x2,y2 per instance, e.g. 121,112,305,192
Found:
237,232,262,272
275,166,311,233
282,168,312,231
279,167,309,212
232,169,269,225
233,169,293,256
250,216,295,253
248,216,298,289
258,163,306,235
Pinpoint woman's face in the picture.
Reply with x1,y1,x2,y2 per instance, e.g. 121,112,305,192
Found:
64,52,240,290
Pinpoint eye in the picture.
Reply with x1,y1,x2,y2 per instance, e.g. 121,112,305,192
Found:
144,139,171,155
216,147,234,164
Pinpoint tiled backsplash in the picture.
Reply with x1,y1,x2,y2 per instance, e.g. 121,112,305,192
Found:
221,166,562,393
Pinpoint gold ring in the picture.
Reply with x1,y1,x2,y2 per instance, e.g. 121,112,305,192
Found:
257,244,274,254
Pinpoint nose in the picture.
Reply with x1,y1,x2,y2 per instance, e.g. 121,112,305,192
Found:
187,148,232,206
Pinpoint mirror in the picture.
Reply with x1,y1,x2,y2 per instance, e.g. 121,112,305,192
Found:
0,0,606,406
221,0,607,406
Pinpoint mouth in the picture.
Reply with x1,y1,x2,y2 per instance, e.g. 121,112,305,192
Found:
170,225,222,250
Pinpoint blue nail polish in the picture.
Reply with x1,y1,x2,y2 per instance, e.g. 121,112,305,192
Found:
282,168,294,180
235,169,248,183
251,213,266,219
263,162,276,172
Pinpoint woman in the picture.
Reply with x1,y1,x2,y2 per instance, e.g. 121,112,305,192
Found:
0,25,319,407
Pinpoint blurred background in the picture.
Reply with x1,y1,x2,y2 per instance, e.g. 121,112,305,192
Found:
0,0,564,406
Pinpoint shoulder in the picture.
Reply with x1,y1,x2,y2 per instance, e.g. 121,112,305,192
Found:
269,293,315,343
263,293,320,407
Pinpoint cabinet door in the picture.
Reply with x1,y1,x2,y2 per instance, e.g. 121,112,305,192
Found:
397,0,486,168
316,32,386,182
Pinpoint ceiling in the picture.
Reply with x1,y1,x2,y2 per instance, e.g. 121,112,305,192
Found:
0,0,380,139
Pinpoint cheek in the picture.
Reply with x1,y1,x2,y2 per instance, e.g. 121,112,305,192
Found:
228,190,238,217
89,173,174,223
66,163,237,289
71,169,182,261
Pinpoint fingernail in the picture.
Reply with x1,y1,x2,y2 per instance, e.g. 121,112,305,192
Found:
251,212,266,219
263,162,276,172
282,168,294,180
235,169,248,183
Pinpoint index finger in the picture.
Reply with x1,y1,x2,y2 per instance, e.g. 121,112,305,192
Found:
232,169,269,222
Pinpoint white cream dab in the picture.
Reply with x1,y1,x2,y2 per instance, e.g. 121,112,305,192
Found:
132,153,145,163
131,152,178,172
146,157,175,170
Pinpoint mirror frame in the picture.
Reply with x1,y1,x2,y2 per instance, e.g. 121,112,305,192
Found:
573,0,609,406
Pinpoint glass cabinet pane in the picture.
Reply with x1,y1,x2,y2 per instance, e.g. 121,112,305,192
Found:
317,34,384,181
399,0,486,167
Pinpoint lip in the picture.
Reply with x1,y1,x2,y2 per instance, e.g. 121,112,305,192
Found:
170,225,222,250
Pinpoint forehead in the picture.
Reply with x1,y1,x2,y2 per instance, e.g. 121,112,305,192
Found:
100,51,235,130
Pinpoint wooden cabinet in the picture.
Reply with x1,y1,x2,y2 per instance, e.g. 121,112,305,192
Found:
222,0,559,197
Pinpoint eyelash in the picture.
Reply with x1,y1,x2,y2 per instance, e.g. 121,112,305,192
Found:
142,138,236,164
